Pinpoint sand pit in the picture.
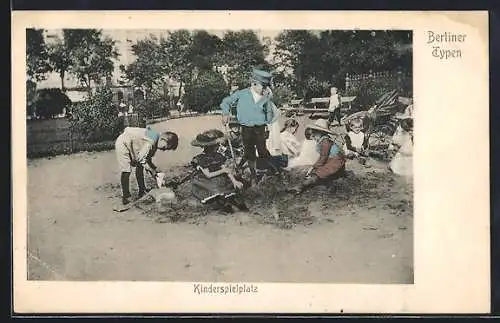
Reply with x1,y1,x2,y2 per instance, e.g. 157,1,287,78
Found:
27,115,413,283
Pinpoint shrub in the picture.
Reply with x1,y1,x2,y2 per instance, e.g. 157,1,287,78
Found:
26,80,37,117
32,88,72,119
271,85,294,108
302,76,331,101
70,87,122,143
184,70,229,113
146,96,170,118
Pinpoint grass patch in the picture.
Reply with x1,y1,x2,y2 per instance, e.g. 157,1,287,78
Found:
27,141,115,159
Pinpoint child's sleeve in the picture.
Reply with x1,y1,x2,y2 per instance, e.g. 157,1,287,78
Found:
134,143,158,174
313,139,333,168
344,134,360,153
220,91,241,116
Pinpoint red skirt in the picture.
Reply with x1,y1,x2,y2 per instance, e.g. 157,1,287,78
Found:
314,155,346,179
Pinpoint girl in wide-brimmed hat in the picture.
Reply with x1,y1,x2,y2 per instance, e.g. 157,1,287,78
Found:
189,129,248,212
287,119,346,194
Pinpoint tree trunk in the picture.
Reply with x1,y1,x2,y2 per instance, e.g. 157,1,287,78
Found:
84,76,92,97
177,81,183,104
60,71,66,92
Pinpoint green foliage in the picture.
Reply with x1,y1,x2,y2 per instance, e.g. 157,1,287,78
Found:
27,140,116,159
121,36,166,91
271,85,294,108
184,70,228,113
26,80,38,116
145,94,170,119
221,30,269,87
69,88,122,142
161,30,193,83
62,29,119,90
302,76,331,101
33,88,72,119
121,31,194,113
118,29,411,114
190,30,223,71
26,28,51,82
47,36,72,91
272,30,413,99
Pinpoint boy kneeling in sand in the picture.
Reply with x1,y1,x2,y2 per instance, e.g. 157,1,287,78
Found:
115,126,179,205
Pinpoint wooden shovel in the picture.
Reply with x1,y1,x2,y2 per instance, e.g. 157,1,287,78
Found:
112,192,154,212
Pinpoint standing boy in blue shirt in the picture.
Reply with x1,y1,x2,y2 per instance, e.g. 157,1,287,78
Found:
220,69,279,185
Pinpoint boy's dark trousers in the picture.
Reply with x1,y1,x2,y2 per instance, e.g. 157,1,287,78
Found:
329,108,341,125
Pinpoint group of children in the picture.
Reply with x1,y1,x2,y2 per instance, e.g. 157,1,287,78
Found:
114,103,413,211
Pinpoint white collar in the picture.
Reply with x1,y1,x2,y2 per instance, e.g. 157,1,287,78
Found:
250,87,263,103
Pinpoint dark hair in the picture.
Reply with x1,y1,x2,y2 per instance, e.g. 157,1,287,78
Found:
281,118,299,133
162,131,179,150
304,128,313,140
203,144,218,153
400,119,413,131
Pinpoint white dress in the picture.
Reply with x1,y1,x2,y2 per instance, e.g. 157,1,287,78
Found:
266,116,282,156
389,127,413,177
286,139,320,169
343,131,365,152
279,131,301,157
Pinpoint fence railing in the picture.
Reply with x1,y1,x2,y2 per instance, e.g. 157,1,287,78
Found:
344,70,412,98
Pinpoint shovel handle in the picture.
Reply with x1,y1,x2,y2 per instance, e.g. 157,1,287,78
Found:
224,124,238,170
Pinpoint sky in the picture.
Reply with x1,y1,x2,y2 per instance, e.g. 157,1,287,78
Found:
38,29,283,89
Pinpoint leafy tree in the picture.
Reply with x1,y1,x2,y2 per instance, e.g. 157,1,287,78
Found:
273,30,321,98
63,29,119,94
47,36,72,92
184,70,228,113
190,30,223,71
160,30,193,100
220,30,269,88
120,35,166,97
120,35,172,118
273,29,413,101
26,28,51,82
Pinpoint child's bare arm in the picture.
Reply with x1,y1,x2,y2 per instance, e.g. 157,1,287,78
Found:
197,166,226,178
136,143,158,175
225,172,244,189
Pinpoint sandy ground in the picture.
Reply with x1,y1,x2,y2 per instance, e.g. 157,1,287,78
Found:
27,115,413,283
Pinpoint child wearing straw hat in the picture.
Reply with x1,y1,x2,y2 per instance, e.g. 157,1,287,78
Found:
287,119,346,194
190,129,246,209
